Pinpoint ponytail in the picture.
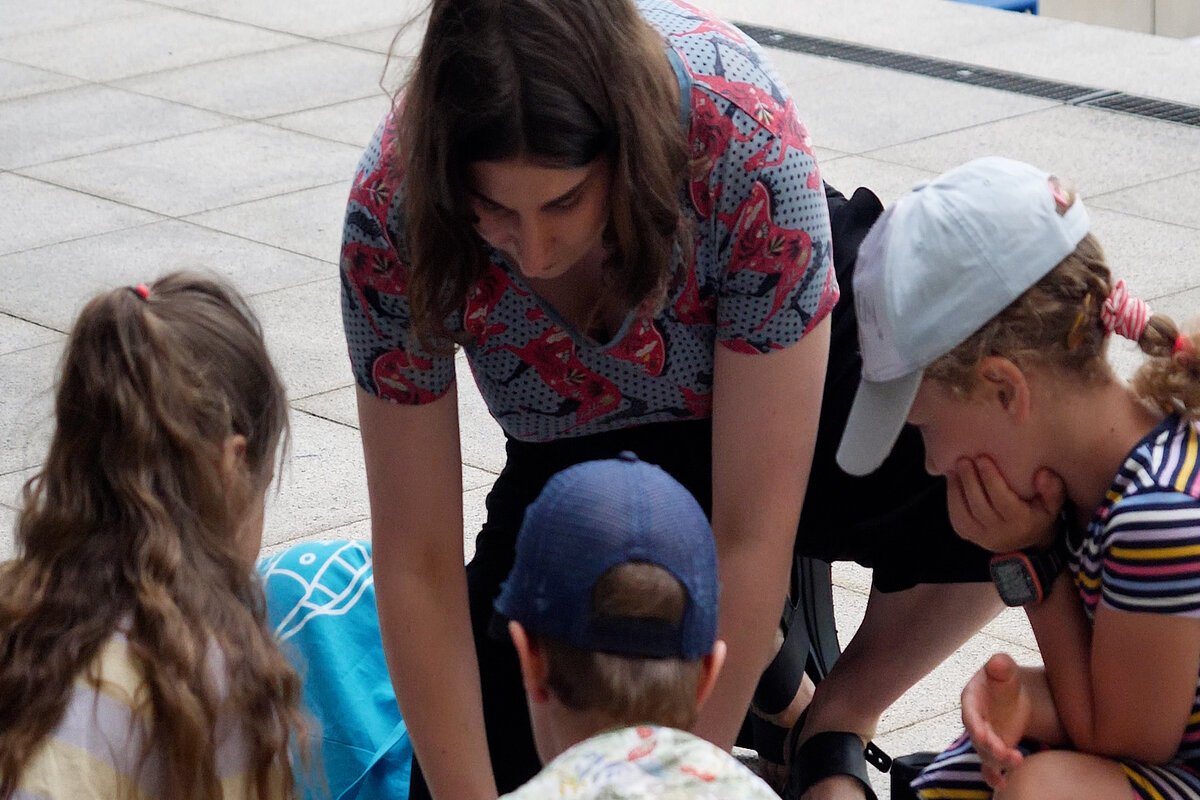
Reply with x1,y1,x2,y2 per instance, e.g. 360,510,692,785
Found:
1131,316,1200,421
0,273,303,800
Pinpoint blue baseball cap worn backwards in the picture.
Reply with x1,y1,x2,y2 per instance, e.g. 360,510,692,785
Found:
493,452,719,660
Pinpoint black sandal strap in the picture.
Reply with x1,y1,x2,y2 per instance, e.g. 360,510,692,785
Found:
752,618,808,717
786,731,890,800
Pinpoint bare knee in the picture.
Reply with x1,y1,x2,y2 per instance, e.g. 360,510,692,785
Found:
995,750,1130,800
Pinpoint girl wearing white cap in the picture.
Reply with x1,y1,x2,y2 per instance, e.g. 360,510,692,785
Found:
836,156,1200,799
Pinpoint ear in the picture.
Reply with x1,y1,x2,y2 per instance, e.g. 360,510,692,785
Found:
220,433,249,488
975,357,1031,422
509,621,552,704
694,639,727,712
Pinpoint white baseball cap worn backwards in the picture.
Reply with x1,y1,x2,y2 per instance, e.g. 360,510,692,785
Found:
835,156,1091,477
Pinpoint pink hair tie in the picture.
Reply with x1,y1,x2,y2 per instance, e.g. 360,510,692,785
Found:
1176,334,1195,356
132,283,150,301
1101,279,1150,342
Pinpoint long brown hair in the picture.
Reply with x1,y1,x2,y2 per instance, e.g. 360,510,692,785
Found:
0,273,306,799
397,0,690,340
927,233,1200,420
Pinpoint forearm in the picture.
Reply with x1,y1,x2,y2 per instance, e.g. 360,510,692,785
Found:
694,528,793,749
1026,572,1098,750
1016,665,1069,746
376,553,497,800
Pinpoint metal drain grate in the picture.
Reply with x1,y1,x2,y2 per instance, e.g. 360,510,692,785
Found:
734,22,1200,129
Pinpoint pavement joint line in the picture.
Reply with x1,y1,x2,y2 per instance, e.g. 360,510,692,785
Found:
0,310,66,337
261,90,393,123
12,121,358,223
0,8,153,47
875,707,962,738
843,104,1057,162
0,55,87,83
1088,205,1200,241
248,90,388,124
3,100,245,174
133,0,409,47
104,38,374,91
0,204,166,259
178,216,343,267
291,406,360,432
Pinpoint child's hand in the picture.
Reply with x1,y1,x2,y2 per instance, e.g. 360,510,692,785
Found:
947,457,1064,552
962,653,1028,790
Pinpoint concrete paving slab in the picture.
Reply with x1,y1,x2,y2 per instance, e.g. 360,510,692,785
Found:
941,20,1200,107
0,9,303,83
831,561,873,596
790,62,1055,156
187,181,352,263
0,85,231,170
20,123,361,218
146,0,414,39
981,606,1040,652
0,174,159,257
331,22,425,59
0,466,37,511
869,710,963,800
878,627,1042,733
291,360,508,477
116,42,387,121
253,278,354,401
870,104,1200,197
1089,207,1200,302
0,219,331,331
263,410,371,548
0,60,82,103
0,341,60,475
0,315,63,356
0,506,14,561
1091,168,1200,232
705,0,1068,62
259,479,491,562
258,520,370,559
456,357,508,476
266,95,391,149
0,0,146,41
292,386,358,429
264,408,494,548
463,484,491,561
818,156,935,205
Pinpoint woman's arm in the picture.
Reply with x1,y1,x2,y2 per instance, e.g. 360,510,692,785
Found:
693,317,830,749
1029,580,1200,763
357,386,498,800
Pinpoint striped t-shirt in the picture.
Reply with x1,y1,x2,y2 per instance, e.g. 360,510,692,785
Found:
1075,414,1200,762
14,632,280,799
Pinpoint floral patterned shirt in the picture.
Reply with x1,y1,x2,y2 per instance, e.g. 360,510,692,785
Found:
499,725,778,799
340,0,836,442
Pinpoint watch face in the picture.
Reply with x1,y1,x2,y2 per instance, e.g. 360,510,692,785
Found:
990,557,1039,607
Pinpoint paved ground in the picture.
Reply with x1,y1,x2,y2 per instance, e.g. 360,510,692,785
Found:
2,1,1199,796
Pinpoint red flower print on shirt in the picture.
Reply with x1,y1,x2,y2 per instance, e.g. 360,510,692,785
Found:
720,181,813,331
373,349,441,404
608,317,666,377
463,263,523,345
496,310,623,426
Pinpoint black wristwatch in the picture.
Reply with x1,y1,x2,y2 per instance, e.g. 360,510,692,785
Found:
989,515,1073,607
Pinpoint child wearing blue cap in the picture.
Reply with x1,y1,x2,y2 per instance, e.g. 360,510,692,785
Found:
836,156,1200,800
492,452,777,799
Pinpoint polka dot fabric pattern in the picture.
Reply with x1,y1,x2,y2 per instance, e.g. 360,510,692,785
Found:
339,0,836,442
